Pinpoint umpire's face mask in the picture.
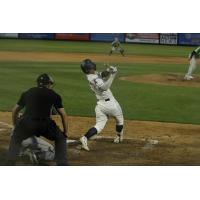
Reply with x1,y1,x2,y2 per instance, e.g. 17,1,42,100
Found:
48,76,55,89
49,83,54,89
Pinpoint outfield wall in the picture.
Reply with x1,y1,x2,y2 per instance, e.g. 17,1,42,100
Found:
125,33,159,44
159,33,178,45
90,33,125,42
0,33,200,46
18,33,54,39
178,33,200,46
0,33,18,38
55,33,90,41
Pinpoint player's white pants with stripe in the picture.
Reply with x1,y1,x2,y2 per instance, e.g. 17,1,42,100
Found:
94,99,124,134
186,56,197,76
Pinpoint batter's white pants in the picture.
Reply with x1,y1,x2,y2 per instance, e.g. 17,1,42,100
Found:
186,56,197,76
94,99,124,134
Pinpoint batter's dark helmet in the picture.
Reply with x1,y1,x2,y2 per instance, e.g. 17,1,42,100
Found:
37,73,54,87
80,59,96,74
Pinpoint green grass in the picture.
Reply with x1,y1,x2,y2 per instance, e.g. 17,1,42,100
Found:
0,60,200,124
0,39,200,124
0,39,195,57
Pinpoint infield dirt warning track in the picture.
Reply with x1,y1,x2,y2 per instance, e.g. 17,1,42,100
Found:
0,51,188,64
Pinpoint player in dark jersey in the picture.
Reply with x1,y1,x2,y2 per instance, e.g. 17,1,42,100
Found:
7,74,68,166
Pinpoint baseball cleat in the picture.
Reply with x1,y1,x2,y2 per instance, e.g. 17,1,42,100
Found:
189,75,194,79
80,136,90,151
114,134,123,143
184,75,193,80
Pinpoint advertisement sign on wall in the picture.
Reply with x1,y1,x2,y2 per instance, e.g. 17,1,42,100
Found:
18,33,54,39
0,33,18,38
55,33,90,41
178,33,200,46
160,33,178,45
90,33,125,42
125,33,159,44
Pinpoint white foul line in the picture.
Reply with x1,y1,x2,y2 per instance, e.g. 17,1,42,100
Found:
0,122,159,149
0,121,13,128
0,121,80,145
92,135,159,143
92,135,159,150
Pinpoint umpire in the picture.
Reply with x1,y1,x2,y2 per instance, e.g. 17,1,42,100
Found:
7,73,68,165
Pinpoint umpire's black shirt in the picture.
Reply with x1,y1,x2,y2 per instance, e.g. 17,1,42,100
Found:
17,87,63,118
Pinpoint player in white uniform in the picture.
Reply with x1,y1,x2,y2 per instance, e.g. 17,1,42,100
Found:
19,136,55,164
184,46,200,80
80,59,124,151
109,37,125,56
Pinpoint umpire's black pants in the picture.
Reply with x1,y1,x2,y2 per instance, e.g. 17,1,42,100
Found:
7,116,67,165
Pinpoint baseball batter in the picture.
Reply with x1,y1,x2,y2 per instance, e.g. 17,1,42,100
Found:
184,46,200,80
80,59,124,151
109,37,125,56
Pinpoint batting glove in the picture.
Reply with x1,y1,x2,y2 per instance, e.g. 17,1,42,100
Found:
108,66,117,74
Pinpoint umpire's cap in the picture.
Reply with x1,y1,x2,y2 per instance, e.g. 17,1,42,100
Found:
37,73,54,87
80,59,96,74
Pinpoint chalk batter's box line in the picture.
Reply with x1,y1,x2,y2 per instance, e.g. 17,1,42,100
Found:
0,121,13,128
0,121,159,146
0,121,80,145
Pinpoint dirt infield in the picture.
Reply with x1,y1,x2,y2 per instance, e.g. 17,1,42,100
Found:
1,112,200,165
120,74,200,87
0,51,187,64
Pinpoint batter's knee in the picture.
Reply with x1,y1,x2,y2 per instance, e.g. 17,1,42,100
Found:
116,125,123,133
94,121,107,134
94,125,104,134
115,115,124,126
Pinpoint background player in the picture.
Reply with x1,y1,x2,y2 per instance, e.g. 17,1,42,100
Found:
109,37,125,56
79,59,124,151
184,46,200,80
7,73,68,165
